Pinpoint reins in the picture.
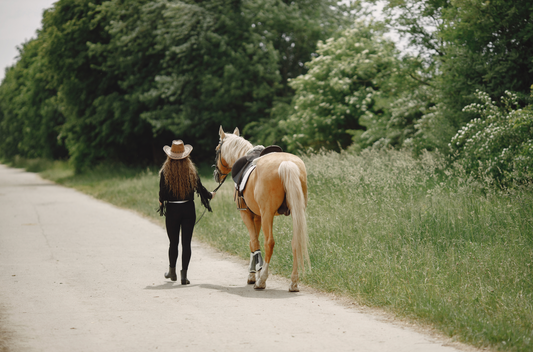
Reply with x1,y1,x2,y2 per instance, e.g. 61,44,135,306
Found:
195,139,230,226
194,173,227,226
212,174,227,193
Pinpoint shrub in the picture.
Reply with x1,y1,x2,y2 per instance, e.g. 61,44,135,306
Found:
450,90,533,185
280,21,399,152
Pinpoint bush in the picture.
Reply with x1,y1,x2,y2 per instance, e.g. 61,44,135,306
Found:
280,21,399,152
450,90,533,185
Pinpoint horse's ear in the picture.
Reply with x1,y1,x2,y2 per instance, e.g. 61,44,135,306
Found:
219,126,226,140
233,127,240,136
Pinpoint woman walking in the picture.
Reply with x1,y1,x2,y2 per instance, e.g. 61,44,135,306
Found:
158,140,215,284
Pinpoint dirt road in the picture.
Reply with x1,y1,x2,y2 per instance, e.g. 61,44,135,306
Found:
0,164,474,352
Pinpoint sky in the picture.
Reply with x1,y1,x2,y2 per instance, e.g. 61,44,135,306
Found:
0,0,57,82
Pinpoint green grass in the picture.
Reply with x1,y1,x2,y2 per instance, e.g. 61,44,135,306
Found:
6,150,533,352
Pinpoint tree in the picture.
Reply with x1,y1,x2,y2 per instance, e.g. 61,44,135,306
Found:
243,0,357,147
40,0,160,172
0,38,66,160
137,0,282,160
438,0,533,109
141,0,355,155
280,21,399,152
1,0,358,167
378,0,533,153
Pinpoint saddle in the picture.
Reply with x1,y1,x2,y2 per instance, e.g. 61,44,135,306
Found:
231,145,290,216
231,145,282,187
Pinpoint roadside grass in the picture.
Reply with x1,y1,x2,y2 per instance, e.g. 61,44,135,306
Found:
6,150,533,352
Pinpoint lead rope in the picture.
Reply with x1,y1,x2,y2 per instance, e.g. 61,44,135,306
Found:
194,172,228,226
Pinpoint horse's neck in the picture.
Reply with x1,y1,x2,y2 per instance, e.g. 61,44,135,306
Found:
226,137,253,166
232,146,254,165
237,147,253,159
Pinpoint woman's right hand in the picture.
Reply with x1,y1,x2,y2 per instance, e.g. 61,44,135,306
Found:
211,192,216,199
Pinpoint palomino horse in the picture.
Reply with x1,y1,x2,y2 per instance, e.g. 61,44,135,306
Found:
214,126,310,292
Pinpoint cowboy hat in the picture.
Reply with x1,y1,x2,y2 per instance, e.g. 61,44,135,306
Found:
163,140,193,160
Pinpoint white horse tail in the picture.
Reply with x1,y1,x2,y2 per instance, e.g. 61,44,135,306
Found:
278,161,310,272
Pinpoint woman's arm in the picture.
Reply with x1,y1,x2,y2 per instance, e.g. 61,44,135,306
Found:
196,175,214,212
158,172,166,216
159,172,166,203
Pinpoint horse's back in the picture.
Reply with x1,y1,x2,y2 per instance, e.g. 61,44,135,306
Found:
256,152,306,173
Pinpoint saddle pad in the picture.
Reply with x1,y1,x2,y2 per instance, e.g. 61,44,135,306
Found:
236,164,257,193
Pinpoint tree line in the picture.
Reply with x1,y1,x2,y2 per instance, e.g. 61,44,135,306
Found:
1,0,532,183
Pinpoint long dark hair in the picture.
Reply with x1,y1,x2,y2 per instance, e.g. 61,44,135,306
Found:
160,156,198,199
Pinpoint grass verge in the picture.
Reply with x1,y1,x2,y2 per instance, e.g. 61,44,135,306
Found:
6,150,533,352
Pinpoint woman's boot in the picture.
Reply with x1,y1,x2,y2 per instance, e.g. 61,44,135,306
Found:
181,270,190,285
165,267,177,281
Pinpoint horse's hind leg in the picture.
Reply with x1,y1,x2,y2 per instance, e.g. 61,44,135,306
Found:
289,249,300,292
254,212,275,290
248,215,263,284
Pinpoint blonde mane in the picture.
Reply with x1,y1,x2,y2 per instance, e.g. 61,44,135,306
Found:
221,134,254,166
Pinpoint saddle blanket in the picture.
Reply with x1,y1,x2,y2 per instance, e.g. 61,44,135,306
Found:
236,163,256,193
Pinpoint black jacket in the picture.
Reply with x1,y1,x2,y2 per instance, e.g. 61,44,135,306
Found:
158,172,213,215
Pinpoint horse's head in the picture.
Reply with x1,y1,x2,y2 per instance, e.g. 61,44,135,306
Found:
213,126,240,184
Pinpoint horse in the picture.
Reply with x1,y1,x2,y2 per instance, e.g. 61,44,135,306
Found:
213,126,310,292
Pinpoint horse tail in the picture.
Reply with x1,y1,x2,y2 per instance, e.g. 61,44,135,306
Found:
278,161,310,273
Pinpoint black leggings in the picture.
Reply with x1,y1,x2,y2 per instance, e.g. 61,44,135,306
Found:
165,201,196,270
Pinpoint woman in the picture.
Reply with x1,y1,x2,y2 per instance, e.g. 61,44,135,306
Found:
158,140,215,284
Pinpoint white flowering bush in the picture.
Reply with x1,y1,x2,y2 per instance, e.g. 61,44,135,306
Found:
280,21,398,152
450,90,533,185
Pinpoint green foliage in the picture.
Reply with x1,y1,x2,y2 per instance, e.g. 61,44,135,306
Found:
243,0,357,148
2,0,533,178
137,0,282,158
378,0,533,153
90,0,354,161
280,21,399,152
1,0,354,169
439,0,533,102
450,90,533,185
0,38,66,160
40,0,156,172
380,0,447,57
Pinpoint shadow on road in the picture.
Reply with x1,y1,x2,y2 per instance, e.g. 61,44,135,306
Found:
144,282,298,299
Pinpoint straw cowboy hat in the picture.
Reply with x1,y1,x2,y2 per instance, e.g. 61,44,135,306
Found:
163,140,193,160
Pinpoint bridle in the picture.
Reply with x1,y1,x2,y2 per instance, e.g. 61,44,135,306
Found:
212,138,231,192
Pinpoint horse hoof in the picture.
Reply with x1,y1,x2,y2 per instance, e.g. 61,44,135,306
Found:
247,272,256,284
289,283,299,292
254,280,266,290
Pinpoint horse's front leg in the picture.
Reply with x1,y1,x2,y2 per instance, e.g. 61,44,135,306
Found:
239,210,262,284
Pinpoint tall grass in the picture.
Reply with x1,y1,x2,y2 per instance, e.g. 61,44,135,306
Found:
7,150,533,351
298,150,533,351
